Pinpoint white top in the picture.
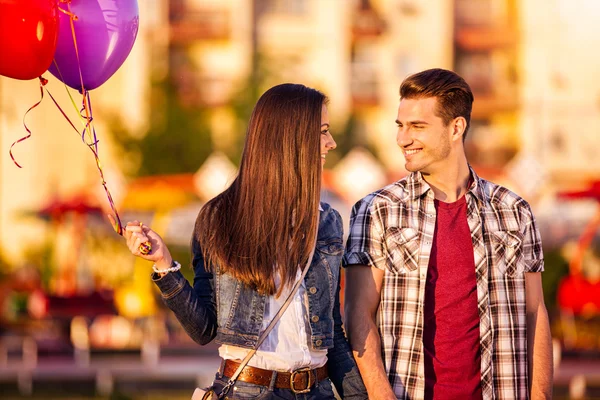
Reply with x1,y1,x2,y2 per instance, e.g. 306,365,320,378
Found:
218,206,327,371
218,267,327,371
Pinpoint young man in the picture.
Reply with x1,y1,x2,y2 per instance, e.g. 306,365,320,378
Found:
343,68,553,399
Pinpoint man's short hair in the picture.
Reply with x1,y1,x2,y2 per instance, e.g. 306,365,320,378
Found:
399,68,474,139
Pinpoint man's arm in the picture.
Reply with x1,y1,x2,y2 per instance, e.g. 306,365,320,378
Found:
345,265,396,400
525,272,553,399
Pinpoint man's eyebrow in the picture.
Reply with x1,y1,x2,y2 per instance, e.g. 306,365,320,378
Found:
395,119,429,125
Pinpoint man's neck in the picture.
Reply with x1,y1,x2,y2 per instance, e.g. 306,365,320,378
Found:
421,157,471,203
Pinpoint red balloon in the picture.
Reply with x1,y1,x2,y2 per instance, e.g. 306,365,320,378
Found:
0,0,59,80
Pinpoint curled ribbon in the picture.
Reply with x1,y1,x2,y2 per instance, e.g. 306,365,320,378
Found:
9,76,48,168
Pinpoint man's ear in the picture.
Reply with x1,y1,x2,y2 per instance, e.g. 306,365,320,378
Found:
451,117,467,142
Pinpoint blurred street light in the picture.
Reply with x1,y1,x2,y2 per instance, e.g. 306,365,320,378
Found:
193,151,237,202
332,147,386,202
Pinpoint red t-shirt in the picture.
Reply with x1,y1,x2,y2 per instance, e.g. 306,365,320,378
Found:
423,196,483,400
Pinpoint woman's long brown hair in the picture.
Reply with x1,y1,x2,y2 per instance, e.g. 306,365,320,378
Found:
192,83,326,296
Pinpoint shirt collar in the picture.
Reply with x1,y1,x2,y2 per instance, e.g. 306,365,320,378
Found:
406,165,486,204
466,166,486,205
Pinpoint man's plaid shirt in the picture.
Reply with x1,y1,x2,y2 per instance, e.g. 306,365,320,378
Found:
342,168,544,400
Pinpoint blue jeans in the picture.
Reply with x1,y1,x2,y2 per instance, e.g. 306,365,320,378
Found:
210,374,337,400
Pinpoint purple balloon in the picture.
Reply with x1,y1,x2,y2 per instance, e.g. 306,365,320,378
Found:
49,0,139,91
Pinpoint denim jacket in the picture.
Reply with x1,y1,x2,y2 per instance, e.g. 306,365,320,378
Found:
153,202,367,399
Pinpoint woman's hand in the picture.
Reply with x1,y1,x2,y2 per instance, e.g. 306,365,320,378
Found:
109,215,173,270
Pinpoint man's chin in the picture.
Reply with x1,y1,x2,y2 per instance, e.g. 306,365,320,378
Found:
404,163,420,173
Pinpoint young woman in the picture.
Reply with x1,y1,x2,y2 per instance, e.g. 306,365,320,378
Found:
120,83,367,399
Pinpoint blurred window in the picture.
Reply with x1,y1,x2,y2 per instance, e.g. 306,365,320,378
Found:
264,0,308,15
351,44,379,106
455,0,508,27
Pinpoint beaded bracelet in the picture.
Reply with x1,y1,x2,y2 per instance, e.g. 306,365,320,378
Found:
152,260,182,274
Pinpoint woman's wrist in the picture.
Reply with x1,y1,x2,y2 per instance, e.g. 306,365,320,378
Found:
154,255,173,271
153,260,181,275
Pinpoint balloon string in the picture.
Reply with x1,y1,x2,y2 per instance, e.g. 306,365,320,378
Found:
61,1,94,146
9,77,48,168
51,61,98,153
44,86,125,236
80,95,121,234
86,91,99,154
79,92,98,153
57,1,78,20
64,1,87,96
51,59,87,130
51,3,123,235
53,2,123,235
44,86,81,135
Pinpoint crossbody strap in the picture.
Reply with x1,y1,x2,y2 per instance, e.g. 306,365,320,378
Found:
219,226,318,395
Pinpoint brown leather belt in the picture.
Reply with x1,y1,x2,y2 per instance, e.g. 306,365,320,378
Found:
222,359,328,394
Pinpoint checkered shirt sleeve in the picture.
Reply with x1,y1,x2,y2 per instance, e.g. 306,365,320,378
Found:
342,194,388,270
521,203,544,273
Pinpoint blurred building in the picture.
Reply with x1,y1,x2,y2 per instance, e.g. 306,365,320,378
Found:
354,0,454,172
168,0,252,108
454,0,521,168
454,0,600,192
519,0,600,188
164,0,453,172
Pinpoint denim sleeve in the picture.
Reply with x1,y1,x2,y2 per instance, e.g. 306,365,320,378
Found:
327,270,368,399
152,248,217,345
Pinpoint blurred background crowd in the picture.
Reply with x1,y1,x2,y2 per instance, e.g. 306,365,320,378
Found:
1,0,599,398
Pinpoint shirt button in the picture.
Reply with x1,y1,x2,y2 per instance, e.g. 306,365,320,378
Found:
311,315,319,322
309,287,317,294
315,339,322,346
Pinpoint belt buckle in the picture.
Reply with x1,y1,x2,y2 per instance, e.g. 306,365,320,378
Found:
290,367,313,394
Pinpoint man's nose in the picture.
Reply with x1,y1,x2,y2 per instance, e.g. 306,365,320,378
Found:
397,127,412,147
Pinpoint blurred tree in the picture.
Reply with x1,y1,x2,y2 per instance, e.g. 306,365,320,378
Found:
330,113,381,168
110,77,214,176
109,54,272,175
542,246,570,315
0,249,10,281
109,52,363,176
22,240,55,291
226,61,267,166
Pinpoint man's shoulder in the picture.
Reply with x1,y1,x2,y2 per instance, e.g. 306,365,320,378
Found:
354,178,411,210
477,177,531,211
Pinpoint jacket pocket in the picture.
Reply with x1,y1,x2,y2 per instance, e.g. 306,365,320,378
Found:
385,227,420,274
317,238,344,255
490,230,524,277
